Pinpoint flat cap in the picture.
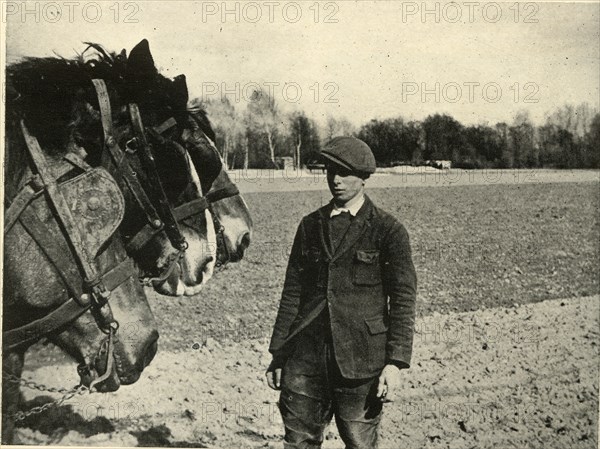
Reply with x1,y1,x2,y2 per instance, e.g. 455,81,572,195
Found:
321,136,376,174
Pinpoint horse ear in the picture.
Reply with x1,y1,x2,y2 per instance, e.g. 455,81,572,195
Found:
127,39,157,77
173,74,189,108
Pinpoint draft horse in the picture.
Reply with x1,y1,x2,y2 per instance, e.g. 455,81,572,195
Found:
3,39,254,442
3,101,158,445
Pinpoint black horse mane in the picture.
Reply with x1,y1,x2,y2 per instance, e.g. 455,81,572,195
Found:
187,105,216,143
185,107,225,192
7,40,217,153
8,45,125,152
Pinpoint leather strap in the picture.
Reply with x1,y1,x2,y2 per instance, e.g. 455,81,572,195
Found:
4,180,42,234
205,184,240,204
126,197,210,253
3,297,92,352
126,183,242,254
91,79,115,137
18,205,84,300
153,117,177,135
173,197,210,220
3,257,135,352
64,152,92,171
129,103,187,251
21,121,102,288
91,79,162,227
99,257,137,293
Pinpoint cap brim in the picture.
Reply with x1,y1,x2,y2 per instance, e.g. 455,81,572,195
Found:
320,152,354,171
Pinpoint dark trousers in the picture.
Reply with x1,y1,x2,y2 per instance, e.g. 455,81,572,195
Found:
279,316,382,449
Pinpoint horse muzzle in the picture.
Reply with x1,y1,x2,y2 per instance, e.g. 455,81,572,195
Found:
78,328,159,391
227,231,251,263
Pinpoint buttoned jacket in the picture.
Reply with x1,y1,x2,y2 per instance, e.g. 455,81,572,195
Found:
269,195,417,379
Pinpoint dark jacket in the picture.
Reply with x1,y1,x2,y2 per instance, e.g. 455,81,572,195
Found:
269,195,417,379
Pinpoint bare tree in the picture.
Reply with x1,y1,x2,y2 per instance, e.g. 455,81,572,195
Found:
290,111,322,168
545,103,598,137
323,115,357,143
245,88,285,166
200,97,244,169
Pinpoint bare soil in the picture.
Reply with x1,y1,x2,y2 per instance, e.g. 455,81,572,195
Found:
15,296,599,448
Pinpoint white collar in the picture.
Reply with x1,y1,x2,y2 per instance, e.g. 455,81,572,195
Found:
330,195,365,218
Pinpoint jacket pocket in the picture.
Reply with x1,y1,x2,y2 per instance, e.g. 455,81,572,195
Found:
365,316,388,335
353,250,382,286
365,317,388,370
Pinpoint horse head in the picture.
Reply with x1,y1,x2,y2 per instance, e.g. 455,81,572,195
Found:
182,108,253,267
2,126,159,397
90,40,219,296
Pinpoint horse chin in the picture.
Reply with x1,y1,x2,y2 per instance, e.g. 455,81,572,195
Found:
151,263,186,296
229,248,245,263
91,367,121,393
182,282,204,297
160,274,207,297
222,243,244,263
151,255,215,297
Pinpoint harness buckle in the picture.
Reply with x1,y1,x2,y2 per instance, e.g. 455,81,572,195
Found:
29,174,45,192
177,239,189,252
89,282,111,307
125,137,139,154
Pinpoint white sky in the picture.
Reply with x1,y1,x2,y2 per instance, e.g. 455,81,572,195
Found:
3,1,599,127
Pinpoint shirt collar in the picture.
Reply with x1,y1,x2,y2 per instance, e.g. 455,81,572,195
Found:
330,194,365,218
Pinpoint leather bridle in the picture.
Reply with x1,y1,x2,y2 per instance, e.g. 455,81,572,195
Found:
179,116,242,268
119,90,242,271
91,79,241,278
2,79,192,376
91,79,207,283
3,121,128,391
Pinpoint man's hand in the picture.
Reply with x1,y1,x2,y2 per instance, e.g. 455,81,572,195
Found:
266,360,283,390
377,364,402,402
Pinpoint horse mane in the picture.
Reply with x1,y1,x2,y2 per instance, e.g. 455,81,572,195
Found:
185,107,225,193
7,40,191,166
6,44,127,155
187,105,217,143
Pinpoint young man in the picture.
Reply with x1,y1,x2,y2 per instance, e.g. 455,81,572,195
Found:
266,136,417,449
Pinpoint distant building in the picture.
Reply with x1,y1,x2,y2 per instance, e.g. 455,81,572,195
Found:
425,160,452,169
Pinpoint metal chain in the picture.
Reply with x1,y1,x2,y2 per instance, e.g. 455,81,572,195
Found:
3,318,115,421
2,370,93,421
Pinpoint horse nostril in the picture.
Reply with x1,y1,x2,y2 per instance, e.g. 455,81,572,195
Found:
240,233,251,250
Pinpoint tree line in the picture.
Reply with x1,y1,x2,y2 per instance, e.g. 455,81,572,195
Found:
199,91,599,170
